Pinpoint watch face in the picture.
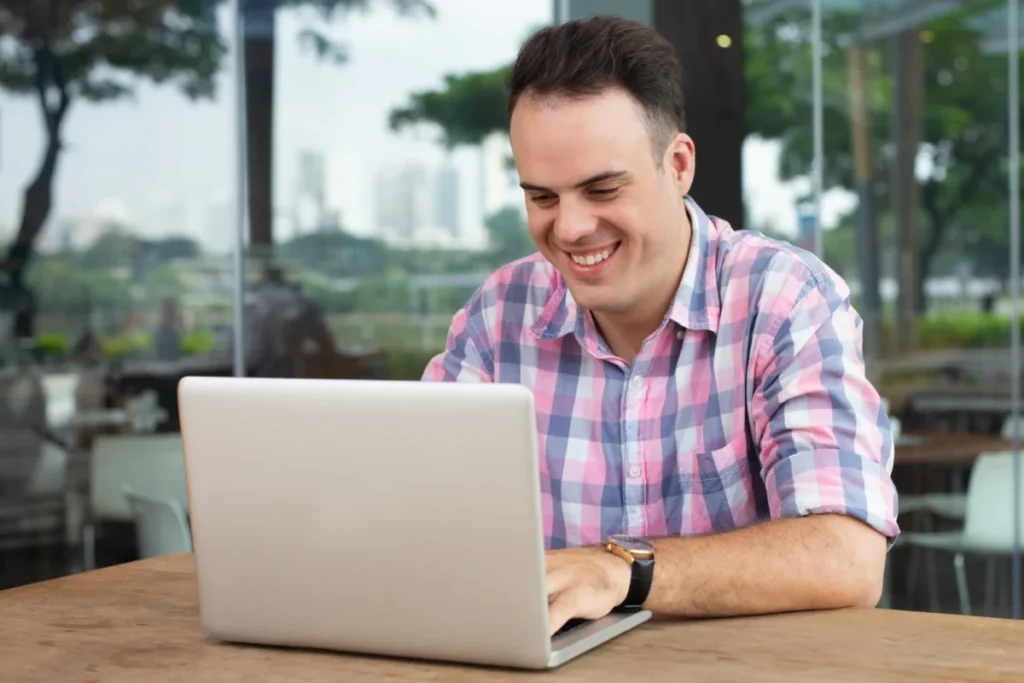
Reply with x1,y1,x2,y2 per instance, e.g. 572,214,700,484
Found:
609,535,654,554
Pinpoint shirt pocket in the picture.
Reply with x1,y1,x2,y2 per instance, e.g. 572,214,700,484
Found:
685,442,756,530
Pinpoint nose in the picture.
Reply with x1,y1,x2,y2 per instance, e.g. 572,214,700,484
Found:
552,196,599,246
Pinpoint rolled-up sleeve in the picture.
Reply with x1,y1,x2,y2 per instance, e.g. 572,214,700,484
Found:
422,292,494,383
749,262,899,542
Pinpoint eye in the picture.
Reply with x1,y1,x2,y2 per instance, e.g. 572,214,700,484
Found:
530,194,558,207
588,187,620,199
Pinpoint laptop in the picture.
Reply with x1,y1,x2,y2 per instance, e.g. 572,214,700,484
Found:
177,376,651,669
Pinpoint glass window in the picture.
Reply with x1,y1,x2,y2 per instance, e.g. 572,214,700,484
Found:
758,0,1024,618
239,0,551,382
0,0,236,587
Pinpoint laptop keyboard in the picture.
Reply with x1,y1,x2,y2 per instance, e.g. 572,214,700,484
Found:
553,618,590,637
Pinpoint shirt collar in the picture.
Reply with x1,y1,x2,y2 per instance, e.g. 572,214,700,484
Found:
531,196,723,341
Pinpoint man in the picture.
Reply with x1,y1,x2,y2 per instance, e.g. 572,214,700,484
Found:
154,298,183,362
423,16,899,635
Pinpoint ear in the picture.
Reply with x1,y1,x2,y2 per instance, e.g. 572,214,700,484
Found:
664,132,696,197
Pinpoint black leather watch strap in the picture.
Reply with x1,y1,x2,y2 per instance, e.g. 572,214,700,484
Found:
617,556,655,612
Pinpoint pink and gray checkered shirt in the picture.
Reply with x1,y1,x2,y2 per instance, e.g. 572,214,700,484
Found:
423,198,900,549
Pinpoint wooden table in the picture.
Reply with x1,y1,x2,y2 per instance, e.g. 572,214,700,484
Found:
4,554,1024,682
896,431,1016,466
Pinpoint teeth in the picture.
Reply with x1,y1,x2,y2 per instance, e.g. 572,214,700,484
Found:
571,248,614,266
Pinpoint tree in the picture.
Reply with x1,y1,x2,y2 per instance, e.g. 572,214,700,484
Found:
77,227,144,271
355,266,415,313
485,206,534,264
237,0,435,250
143,262,186,303
26,256,131,316
388,66,509,148
745,3,1011,309
0,0,224,288
387,5,1015,311
148,236,202,263
0,0,435,341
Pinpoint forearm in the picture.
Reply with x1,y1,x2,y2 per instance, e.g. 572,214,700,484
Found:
643,514,887,617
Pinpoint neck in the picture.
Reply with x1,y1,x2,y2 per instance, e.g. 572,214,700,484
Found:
592,291,675,363
593,210,693,363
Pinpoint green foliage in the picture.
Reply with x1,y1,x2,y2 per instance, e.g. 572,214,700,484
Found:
100,332,152,360
385,346,439,380
143,263,186,303
34,328,215,362
34,331,68,359
386,5,1018,292
180,329,215,354
355,266,416,313
276,228,491,278
0,0,435,285
912,312,1016,350
276,0,435,67
389,66,510,147
486,206,535,264
0,1,225,101
26,256,132,315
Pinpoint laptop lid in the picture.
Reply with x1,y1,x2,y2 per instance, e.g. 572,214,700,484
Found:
178,376,555,668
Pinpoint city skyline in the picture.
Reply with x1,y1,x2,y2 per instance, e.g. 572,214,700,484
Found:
0,0,849,258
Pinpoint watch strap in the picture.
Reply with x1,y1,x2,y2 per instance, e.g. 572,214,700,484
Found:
618,556,654,612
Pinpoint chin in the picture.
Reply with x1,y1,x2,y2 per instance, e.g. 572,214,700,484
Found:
563,283,620,313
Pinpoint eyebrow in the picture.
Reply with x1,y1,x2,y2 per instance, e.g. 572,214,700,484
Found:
519,171,628,194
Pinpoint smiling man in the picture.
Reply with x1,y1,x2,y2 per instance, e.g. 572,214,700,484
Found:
422,15,899,635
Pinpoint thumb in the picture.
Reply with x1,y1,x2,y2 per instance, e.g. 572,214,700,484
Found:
547,588,580,637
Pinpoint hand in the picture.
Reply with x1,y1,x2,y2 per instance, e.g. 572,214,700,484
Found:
545,545,631,636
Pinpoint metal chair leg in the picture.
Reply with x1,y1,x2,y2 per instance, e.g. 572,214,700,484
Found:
926,549,941,612
905,546,919,609
985,557,997,616
954,552,971,616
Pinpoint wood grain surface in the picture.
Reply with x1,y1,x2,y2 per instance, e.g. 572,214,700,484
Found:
2,553,1024,682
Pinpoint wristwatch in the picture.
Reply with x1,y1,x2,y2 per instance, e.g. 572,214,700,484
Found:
604,535,655,612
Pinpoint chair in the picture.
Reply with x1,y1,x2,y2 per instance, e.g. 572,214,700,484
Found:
123,486,192,558
84,434,187,569
897,416,1024,521
899,450,1024,615
897,417,966,519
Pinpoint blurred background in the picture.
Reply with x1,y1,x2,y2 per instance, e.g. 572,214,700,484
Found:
1,0,1024,620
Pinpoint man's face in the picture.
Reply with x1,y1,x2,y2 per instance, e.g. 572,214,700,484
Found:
509,87,695,319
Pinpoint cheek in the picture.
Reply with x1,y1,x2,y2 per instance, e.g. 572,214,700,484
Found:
526,211,553,246
593,204,641,240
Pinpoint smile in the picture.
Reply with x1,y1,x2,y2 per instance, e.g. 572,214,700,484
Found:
566,243,620,268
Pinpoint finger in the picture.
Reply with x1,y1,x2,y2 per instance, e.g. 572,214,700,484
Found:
545,566,576,599
547,589,580,637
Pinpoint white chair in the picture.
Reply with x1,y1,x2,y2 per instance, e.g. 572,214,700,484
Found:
40,371,80,429
897,417,967,519
84,434,187,569
899,450,1024,615
123,486,192,558
897,416,1024,521
1002,415,1024,442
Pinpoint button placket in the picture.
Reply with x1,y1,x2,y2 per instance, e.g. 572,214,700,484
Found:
623,366,648,532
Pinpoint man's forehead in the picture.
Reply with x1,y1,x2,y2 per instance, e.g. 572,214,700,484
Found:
513,95,649,164
512,88,649,132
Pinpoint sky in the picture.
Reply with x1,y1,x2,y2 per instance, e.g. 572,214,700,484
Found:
0,0,850,254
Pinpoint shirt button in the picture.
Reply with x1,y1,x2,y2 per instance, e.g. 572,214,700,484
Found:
628,465,642,478
630,376,645,389
676,330,684,340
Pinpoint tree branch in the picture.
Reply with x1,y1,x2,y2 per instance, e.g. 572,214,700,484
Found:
917,143,1002,294
942,145,1000,219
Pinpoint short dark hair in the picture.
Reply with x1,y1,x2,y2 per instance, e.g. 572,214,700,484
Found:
508,15,685,157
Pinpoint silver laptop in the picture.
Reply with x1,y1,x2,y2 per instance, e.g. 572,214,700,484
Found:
177,376,651,669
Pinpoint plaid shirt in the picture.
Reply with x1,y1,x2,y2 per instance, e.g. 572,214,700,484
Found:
423,198,900,549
